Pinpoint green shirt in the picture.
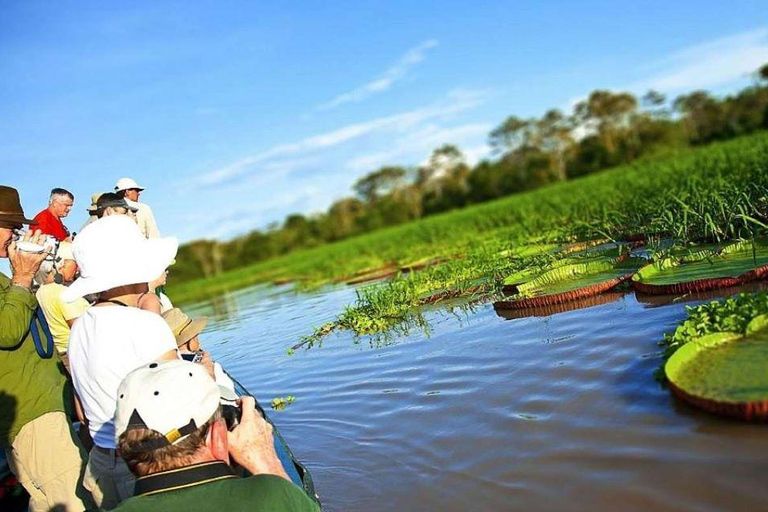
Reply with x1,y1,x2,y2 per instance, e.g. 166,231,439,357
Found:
114,461,321,512
0,271,70,447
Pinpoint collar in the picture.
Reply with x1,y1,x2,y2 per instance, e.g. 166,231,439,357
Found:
134,461,236,497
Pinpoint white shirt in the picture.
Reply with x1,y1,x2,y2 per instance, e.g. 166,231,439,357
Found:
125,198,160,239
69,306,178,448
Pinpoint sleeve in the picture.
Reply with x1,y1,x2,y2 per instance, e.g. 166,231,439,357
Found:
31,211,52,234
142,204,161,239
0,278,38,349
61,297,89,322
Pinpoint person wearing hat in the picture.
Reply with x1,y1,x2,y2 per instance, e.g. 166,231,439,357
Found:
0,185,92,512
114,177,160,239
34,241,90,371
64,215,179,509
97,192,139,220
31,187,74,241
161,307,237,400
113,360,319,511
80,193,103,233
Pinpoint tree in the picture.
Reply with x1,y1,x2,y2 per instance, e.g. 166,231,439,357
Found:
488,116,533,152
353,166,409,202
673,90,724,143
533,109,573,181
573,90,638,157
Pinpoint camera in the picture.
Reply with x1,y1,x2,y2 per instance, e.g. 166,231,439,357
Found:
16,233,58,261
221,403,242,431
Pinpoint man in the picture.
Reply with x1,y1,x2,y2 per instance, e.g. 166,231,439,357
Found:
0,185,90,511
34,241,90,371
62,214,179,509
32,187,74,241
115,178,160,239
80,193,103,232
97,192,139,219
113,360,319,511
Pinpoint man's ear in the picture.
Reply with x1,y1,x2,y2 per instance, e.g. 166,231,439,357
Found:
206,419,230,464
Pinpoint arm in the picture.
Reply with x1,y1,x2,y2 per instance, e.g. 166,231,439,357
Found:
0,231,48,348
142,204,161,239
137,292,161,315
227,396,291,481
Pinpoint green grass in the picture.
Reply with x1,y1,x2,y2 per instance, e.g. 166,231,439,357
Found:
172,132,768,341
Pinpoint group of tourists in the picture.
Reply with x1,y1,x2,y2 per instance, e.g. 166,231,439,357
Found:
0,182,319,511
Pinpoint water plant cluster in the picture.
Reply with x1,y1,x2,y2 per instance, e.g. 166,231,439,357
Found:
661,292,768,360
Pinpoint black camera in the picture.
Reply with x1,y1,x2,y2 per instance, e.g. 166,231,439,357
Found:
221,403,241,431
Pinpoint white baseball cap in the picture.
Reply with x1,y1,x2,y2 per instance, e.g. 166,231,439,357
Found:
61,215,177,302
114,360,221,449
115,177,145,192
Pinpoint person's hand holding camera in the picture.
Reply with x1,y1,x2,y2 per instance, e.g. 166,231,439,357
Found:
227,396,290,481
9,229,50,290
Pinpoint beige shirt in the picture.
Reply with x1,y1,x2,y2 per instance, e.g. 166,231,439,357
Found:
125,198,160,239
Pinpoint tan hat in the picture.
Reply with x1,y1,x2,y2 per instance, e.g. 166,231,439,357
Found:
87,193,103,213
0,185,35,228
162,308,209,347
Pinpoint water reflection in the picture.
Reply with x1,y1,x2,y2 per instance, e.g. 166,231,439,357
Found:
494,291,627,319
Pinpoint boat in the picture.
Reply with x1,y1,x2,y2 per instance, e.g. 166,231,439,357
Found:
0,368,321,510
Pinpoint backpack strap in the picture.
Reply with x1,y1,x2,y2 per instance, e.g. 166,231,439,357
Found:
30,307,54,359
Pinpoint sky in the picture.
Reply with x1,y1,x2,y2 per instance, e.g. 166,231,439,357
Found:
2,0,768,244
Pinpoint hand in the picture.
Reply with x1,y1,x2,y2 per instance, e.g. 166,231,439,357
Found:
227,396,290,480
199,350,216,378
9,230,49,290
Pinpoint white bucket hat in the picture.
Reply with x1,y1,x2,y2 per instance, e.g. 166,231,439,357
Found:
61,215,177,302
114,360,220,449
115,177,145,192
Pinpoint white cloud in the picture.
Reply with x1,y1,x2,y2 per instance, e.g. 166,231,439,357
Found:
346,122,492,172
632,28,768,93
315,39,438,111
192,89,488,187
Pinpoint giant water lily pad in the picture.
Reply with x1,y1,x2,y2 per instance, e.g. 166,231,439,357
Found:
495,257,643,310
665,318,768,421
632,242,768,295
502,245,634,293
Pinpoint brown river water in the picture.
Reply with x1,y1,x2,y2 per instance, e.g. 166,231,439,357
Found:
185,281,768,512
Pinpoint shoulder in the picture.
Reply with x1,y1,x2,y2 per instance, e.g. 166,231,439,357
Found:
33,209,50,222
235,475,320,510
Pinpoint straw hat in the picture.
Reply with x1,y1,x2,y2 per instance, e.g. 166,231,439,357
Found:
86,193,103,213
61,215,177,302
162,308,209,347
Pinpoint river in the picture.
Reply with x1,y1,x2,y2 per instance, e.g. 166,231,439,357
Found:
184,282,768,512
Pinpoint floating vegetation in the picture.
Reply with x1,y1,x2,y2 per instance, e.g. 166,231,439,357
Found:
633,241,768,295
271,395,296,411
495,257,644,310
665,322,768,421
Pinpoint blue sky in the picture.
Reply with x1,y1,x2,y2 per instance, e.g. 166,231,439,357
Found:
2,1,768,243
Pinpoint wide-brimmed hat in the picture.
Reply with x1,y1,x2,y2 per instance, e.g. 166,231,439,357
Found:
114,360,220,449
115,177,145,192
61,215,177,302
162,308,209,347
0,185,35,227
86,193,103,213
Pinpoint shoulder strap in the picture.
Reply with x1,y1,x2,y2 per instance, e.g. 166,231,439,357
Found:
30,308,54,359
94,298,130,307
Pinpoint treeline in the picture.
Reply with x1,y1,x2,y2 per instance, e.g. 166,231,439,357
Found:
173,63,768,283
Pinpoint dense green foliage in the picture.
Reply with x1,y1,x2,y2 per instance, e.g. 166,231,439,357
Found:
172,132,768,348
174,68,768,283
661,293,768,358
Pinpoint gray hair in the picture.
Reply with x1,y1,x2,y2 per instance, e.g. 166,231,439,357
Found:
33,260,55,286
50,188,74,202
